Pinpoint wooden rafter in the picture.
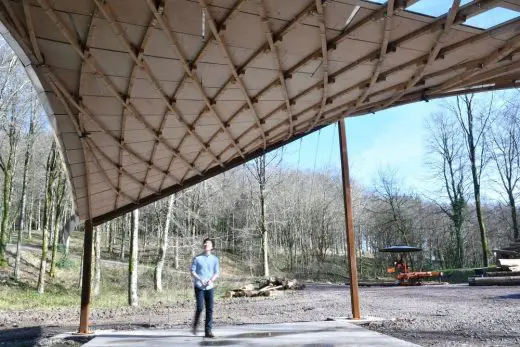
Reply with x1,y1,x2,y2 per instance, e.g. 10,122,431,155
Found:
429,33,520,94
93,0,222,175
45,72,93,219
85,138,159,197
173,0,246,107
158,0,247,179
321,51,520,124
34,0,190,190
42,67,180,187
258,0,294,139
214,0,420,151
93,2,191,201
198,0,267,150
209,0,318,104
305,0,331,133
189,0,321,166
356,0,395,107
144,0,245,164
380,0,462,109
21,0,42,63
84,139,138,204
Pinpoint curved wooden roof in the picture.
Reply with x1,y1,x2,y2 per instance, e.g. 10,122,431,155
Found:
1,0,519,224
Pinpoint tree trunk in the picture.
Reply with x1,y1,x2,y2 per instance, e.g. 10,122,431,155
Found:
461,95,490,267
120,218,126,261
93,226,101,296
13,222,23,280
155,195,174,292
0,168,13,262
256,155,270,278
108,220,114,254
37,198,51,294
49,175,65,278
508,194,519,241
128,210,139,306
174,236,179,270
17,112,36,238
35,198,41,237
38,142,58,293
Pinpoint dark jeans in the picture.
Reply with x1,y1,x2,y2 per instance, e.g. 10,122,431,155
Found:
193,287,214,332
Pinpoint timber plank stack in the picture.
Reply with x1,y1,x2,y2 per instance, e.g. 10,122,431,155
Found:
224,277,305,298
469,240,520,286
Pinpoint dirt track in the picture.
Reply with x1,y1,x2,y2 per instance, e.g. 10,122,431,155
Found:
0,283,519,346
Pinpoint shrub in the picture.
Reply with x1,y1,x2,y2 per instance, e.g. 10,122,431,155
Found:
56,256,76,269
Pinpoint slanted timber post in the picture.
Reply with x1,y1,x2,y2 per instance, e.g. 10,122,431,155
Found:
338,119,361,319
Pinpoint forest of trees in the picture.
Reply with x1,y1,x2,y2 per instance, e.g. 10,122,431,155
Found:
0,38,519,301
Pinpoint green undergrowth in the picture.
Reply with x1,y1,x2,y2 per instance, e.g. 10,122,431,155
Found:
439,266,497,284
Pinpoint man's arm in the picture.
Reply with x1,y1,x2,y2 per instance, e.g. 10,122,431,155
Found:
191,257,205,284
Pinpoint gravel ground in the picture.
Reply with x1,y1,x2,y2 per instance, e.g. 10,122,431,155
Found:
0,283,519,346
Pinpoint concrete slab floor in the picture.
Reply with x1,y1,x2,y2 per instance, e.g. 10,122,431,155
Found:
79,320,422,346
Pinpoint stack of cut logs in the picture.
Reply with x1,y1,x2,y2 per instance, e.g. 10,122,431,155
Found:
469,240,520,286
224,277,305,298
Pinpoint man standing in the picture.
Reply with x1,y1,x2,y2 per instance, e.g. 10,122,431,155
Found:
191,238,219,338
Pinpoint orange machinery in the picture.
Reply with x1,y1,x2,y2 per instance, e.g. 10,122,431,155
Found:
380,246,443,286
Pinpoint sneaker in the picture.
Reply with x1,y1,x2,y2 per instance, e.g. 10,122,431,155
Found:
191,325,197,335
205,331,215,338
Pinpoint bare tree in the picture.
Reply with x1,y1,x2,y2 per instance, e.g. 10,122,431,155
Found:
489,99,520,240
426,113,468,268
155,195,174,292
246,152,282,277
0,51,29,263
49,170,66,277
373,168,413,246
451,94,493,266
128,209,139,306
93,225,102,296
37,141,59,293
13,95,39,279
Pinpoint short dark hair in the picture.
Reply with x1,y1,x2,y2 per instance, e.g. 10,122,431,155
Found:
203,238,214,247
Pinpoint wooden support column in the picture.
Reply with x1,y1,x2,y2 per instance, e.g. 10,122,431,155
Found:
338,119,361,319
79,219,94,333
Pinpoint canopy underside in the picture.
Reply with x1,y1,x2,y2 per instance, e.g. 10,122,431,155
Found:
1,0,519,224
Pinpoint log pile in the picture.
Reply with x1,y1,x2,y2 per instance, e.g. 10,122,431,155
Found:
224,277,305,298
469,240,520,286
493,240,520,260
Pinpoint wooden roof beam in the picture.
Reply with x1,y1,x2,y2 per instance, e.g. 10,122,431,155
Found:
144,0,245,163
258,0,295,139
198,0,268,149
94,0,223,176
45,69,92,219
380,0,462,109
43,67,182,187
209,0,319,103
93,2,193,200
356,0,394,107
429,33,520,94
305,0,332,133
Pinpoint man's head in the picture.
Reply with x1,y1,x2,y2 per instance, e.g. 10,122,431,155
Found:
203,238,214,252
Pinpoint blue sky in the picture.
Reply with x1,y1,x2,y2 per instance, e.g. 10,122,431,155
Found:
281,101,437,192
279,1,520,195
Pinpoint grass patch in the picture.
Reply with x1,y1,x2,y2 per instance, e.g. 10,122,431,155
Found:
0,257,8,268
439,266,497,284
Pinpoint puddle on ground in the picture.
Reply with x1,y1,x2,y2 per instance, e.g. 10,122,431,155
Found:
107,339,148,344
228,327,344,339
199,340,236,346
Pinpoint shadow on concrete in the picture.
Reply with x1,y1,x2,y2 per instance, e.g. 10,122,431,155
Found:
369,327,520,345
496,293,520,300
